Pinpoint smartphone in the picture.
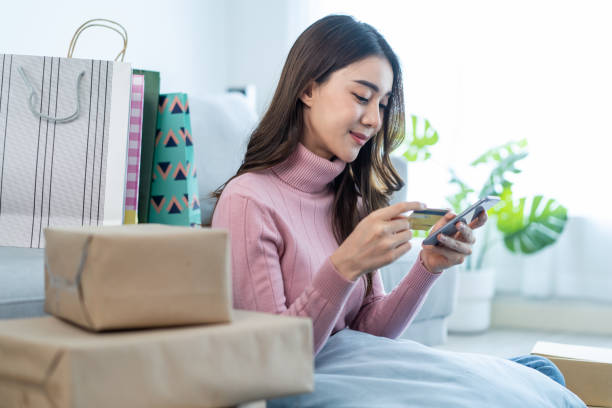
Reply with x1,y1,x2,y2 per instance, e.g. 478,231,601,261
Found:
422,196,501,246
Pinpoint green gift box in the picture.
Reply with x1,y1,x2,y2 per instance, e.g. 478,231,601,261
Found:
149,93,201,226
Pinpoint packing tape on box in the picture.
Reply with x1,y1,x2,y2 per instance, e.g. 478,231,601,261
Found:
45,236,95,327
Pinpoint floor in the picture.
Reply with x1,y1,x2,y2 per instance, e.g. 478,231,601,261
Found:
434,328,612,358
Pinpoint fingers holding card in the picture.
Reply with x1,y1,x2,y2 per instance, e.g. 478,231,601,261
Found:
406,209,449,231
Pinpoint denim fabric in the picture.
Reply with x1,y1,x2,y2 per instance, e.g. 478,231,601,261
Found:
509,355,566,386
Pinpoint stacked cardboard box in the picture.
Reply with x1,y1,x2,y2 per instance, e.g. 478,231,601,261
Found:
43,224,233,330
0,225,314,407
532,341,612,408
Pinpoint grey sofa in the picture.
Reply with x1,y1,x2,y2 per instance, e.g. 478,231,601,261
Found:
0,246,44,319
0,93,457,346
381,247,458,345
381,154,458,345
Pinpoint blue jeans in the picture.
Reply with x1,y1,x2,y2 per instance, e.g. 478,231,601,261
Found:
509,355,566,386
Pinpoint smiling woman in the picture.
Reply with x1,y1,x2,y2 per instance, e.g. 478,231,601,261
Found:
209,14,583,408
299,56,393,161
212,14,412,304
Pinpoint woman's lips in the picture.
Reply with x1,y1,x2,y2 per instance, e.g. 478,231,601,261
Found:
350,131,368,145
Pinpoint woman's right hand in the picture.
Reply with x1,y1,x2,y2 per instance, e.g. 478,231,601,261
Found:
330,201,426,282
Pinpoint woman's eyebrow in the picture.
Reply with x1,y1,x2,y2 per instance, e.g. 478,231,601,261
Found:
353,79,392,96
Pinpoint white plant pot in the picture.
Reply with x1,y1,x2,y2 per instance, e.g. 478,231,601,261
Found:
447,268,495,333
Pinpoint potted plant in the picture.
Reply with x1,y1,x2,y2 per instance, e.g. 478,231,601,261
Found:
396,116,569,332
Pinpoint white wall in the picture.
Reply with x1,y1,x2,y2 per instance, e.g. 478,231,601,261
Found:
1,0,229,97
1,0,309,115
224,0,287,115
223,0,313,115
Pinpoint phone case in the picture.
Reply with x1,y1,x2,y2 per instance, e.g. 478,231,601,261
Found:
422,196,500,246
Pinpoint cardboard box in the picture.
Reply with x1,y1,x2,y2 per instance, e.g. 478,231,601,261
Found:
531,341,612,408
0,310,314,408
44,224,232,331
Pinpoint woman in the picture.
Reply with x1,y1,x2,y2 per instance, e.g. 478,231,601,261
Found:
212,14,583,408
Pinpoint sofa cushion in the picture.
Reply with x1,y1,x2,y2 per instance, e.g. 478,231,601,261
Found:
189,94,258,225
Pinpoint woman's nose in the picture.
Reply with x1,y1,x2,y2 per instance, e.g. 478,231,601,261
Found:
362,103,382,131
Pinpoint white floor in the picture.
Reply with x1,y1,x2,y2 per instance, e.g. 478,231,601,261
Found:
434,328,612,358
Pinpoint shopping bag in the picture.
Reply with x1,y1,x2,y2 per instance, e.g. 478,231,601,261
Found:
0,53,131,247
132,69,160,224
123,73,145,224
149,93,201,226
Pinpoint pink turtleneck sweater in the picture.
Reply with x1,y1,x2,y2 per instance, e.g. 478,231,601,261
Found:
211,143,440,354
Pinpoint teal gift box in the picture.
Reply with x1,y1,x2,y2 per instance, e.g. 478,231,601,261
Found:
149,93,201,226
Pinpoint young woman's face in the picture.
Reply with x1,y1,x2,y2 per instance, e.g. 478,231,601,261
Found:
300,55,393,162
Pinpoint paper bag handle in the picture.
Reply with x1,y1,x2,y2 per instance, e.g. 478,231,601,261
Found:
67,19,128,62
18,66,85,123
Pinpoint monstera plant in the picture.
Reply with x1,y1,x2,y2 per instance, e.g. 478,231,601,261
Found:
396,116,569,270
396,115,569,332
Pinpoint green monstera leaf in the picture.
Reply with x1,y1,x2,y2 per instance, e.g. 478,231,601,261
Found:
446,169,474,214
478,151,528,198
471,139,528,198
471,138,528,166
491,189,568,254
400,115,439,162
393,119,569,259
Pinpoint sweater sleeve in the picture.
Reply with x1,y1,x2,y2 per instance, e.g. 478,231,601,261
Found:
211,191,357,354
350,254,441,339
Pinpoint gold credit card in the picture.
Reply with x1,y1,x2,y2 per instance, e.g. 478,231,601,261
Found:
407,208,449,231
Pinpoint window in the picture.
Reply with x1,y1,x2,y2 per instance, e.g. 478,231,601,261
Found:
304,0,612,219
300,0,612,303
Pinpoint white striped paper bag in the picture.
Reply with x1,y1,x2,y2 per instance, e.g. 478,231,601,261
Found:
0,54,131,248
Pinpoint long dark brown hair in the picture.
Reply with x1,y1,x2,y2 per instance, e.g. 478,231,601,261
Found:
212,15,406,296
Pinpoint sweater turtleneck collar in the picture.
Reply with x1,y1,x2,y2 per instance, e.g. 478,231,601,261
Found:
271,142,347,194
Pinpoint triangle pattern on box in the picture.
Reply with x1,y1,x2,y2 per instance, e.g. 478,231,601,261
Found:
192,196,200,210
167,196,183,214
173,162,190,181
149,92,200,226
169,95,189,114
164,129,179,147
179,127,193,146
158,95,168,114
151,195,166,213
174,167,187,180
157,162,172,180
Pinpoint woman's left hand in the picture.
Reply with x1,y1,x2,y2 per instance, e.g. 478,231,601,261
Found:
419,210,488,274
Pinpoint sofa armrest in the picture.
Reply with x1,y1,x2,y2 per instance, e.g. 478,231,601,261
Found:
379,249,458,345
380,155,458,345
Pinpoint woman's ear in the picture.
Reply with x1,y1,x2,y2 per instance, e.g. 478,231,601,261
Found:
299,81,317,108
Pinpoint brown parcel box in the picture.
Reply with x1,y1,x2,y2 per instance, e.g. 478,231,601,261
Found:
44,224,232,331
532,341,612,408
0,310,314,408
